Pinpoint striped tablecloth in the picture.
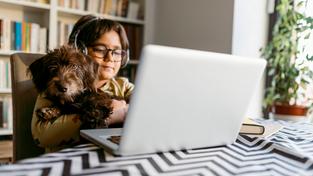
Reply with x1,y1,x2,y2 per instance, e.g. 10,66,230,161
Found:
1,119,313,176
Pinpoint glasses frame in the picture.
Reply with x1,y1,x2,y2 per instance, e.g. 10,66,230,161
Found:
88,45,127,62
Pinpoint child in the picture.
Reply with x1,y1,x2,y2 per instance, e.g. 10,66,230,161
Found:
31,15,134,152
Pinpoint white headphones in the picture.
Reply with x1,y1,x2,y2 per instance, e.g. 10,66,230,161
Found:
73,17,130,68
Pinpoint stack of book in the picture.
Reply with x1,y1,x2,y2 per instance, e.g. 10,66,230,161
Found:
0,97,12,129
0,19,47,53
57,21,74,47
58,0,142,20
0,60,11,89
17,0,49,4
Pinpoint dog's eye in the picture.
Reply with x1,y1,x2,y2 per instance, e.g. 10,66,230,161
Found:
72,65,80,70
48,65,57,71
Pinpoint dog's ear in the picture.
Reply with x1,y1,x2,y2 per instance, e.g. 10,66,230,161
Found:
83,55,99,91
28,55,50,93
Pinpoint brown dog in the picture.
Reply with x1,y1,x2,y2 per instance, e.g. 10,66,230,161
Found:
28,45,113,129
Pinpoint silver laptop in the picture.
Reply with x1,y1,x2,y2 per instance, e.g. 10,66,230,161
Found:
80,44,267,156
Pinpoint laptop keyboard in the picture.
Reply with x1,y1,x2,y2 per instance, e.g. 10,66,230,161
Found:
108,136,121,145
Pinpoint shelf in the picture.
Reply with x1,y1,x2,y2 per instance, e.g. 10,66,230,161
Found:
0,0,145,138
0,50,14,56
0,129,13,135
106,15,145,25
57,7,145,25
57,6,89,16
0,50,45,56
0,0,50,11
0,88,11,94
129,60,140,65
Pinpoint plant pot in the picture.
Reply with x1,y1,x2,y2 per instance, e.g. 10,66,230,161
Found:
271,104,310,122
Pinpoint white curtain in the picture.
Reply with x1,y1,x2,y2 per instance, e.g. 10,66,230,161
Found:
297,0,313,65
296,0,313,105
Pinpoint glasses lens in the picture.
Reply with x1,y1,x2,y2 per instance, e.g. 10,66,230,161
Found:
91,47,108,58
112,50,126,61
90,46,125,62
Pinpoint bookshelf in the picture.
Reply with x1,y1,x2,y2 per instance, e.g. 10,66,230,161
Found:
0,0,50,10
0,89,11,94
0,0,145,139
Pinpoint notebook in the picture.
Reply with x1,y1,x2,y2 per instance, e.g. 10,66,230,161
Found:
80,44,267,156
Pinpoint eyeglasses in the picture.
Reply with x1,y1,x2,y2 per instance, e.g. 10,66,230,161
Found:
89,45,126,62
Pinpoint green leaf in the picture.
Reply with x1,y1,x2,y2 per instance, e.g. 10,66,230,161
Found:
306,55,313,61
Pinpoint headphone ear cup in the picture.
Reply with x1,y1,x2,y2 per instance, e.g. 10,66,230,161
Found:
121,49,130,68
78,41,88,55
82,45,88,55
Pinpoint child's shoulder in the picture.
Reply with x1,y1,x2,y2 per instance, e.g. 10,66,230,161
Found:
113,77,132,85
112,77,135,91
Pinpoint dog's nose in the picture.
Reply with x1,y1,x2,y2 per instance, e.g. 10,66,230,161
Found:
59,87,67,92
57,84,67,92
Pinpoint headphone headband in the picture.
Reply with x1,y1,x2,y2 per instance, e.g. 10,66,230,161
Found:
73,17,100,54
72,17,129,68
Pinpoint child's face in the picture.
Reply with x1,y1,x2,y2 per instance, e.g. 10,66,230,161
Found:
88,30,122,82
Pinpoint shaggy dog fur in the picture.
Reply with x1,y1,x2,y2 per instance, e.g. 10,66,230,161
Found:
28,45,113,129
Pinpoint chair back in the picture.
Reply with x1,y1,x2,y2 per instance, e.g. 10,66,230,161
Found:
10,53,45,161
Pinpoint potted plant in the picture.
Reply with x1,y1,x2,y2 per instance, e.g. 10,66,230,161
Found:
261,0,313,121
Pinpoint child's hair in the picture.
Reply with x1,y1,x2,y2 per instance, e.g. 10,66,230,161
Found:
68,15,129,66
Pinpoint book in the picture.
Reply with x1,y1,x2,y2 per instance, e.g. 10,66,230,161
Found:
77,0,85,11
11,21,15,50
121,0,129,17
25,22,30,52
99,0,107,14
4,19,11,51
5,60,10,88
240,118,265,135
104,0,112,14
1,97,7,128
116,0,123,16
127,1,139,19
248,122,283,138
0,60,4,88
239,118,284,138
39,27,47,53
0,101,3,128
15,22,22,51
22,21,27,51
0,19,3,49
30,23,40,53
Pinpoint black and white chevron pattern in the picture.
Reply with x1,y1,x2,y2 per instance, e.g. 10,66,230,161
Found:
1,120,313,176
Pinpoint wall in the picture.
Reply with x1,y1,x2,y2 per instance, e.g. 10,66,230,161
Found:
144,0,269,118
146,0,234,53
144,0,156,45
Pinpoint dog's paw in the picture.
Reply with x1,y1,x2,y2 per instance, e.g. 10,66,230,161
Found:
36,107,61,120
80,108,112,129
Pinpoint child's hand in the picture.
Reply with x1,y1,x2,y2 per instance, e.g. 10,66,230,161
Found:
107,99,129,125
36,107,61,121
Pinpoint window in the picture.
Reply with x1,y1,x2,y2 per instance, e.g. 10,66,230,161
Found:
297,0,313,106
